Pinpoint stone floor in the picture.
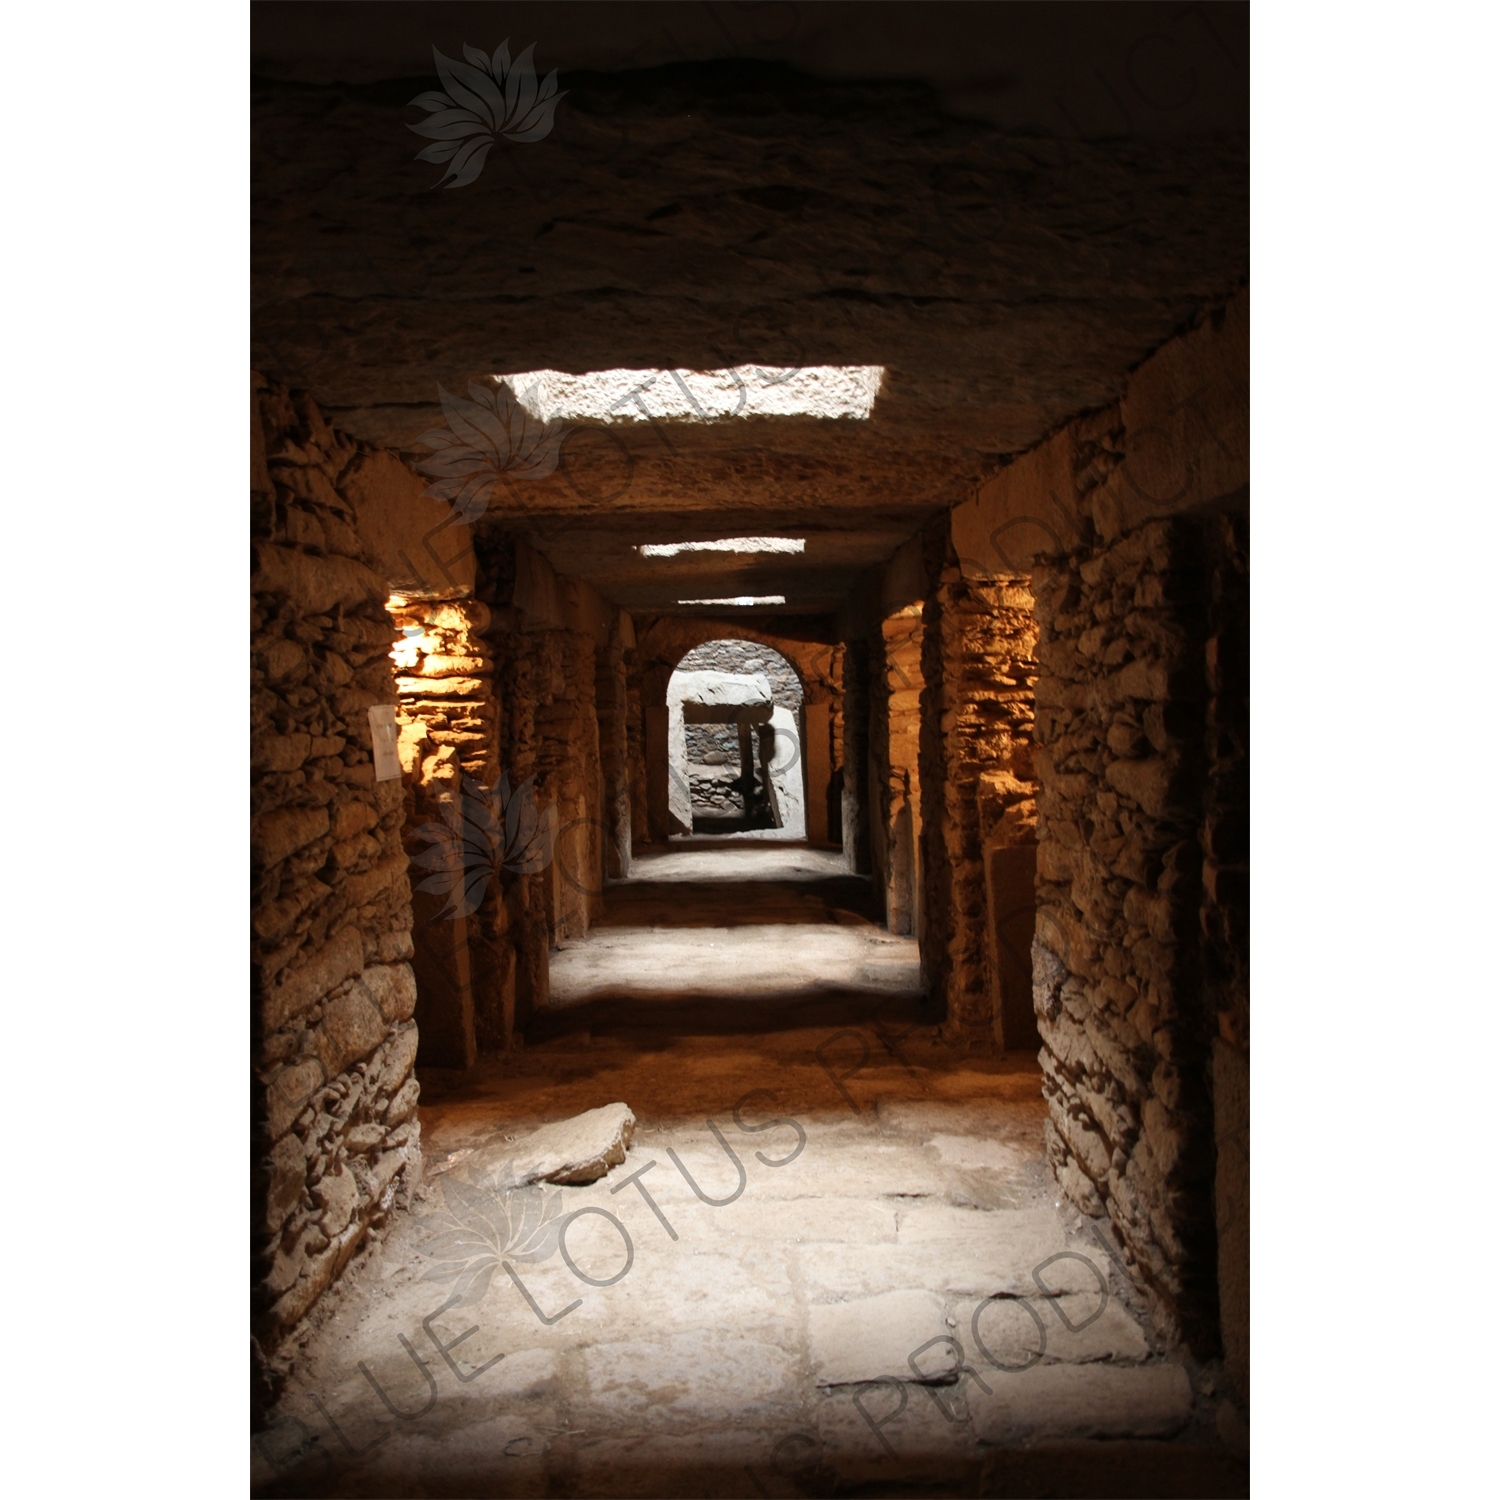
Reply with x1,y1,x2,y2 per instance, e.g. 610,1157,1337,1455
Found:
253,841,1248,1498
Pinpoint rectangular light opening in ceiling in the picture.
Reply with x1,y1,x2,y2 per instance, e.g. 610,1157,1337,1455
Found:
497,367,883,423
638,537,806,558
677,596,787,607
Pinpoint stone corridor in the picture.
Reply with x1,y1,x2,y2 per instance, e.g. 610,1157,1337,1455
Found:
251,8,1251,1494
253,844,1244,1497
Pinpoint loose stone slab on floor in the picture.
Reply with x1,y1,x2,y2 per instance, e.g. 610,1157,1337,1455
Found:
473,1102,636,1186
969,1363,1193,1444
808,1288,957,1386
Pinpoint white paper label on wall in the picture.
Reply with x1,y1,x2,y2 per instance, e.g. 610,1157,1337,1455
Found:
368,704,403,783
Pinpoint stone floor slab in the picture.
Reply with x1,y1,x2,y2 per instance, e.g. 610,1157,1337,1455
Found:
970,1363,1193,1444
807,1288,955,1386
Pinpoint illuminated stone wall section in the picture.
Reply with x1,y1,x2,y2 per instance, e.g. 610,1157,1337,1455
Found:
389,599,505,1062
250,378,421,1407
918,569,1040,1043
1031,514,1221,1352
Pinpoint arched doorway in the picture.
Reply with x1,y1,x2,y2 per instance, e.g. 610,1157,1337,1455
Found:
666,639,805,836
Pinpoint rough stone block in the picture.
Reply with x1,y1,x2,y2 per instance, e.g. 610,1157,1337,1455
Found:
313,1165,359,1237
265,1132,308,1234
313,984,388,1077
252,731,311,772
265,1058,325,1141
1105,754,1179,817
360,961,417,1022
376,1024,419,1094
252,805,329,869
384,1076,420,1125
252,542,388,618
262,925,364,1032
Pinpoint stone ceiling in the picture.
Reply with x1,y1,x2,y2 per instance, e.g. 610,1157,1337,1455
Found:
252,2,1249,616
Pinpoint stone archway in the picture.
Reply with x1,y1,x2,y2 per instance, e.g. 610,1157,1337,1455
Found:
666,641,807,837
634,618,844,848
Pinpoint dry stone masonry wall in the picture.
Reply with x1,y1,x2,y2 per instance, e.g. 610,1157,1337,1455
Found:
391,599,507,1063
251,378,422,1407
1030,514,1220,1351
676,638,804,707
919,567,1040,1042
1201,509,1250,1399
869,611,925,935
685,723,741,761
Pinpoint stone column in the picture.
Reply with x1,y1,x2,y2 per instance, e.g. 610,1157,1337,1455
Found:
873,611,924,936
645,704,670,842
737,722,756,815
803,701,832,845
390,598,496,1062
596,628,632,879
918,566,1038,1041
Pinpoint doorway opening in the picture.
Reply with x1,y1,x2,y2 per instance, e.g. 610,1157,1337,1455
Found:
667,639,804,837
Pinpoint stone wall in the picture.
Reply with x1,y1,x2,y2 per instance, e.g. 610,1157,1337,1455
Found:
1031,514,1222,1351
596,622,633,879
945,287,1249,1368
1203,510,1250,1401
685,723,740,761
918,564,1040,1043
251,377,422,1409
687,762,745,816
677,638,804,707
840,638,872,875
869,609,925,936
390,598,505,1063
624,633,648,857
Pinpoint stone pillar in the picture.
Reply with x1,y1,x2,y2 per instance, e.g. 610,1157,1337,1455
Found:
918,565,1038,1041
737,722,756,814
803,701,832,845
645,704,670,842
390,598,498,1061
407,889,476,1068
756,723,778,826
841,639,872,874
984,842,1040,1052
596,629,632,879
872,611,924,936
624,641,647,856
